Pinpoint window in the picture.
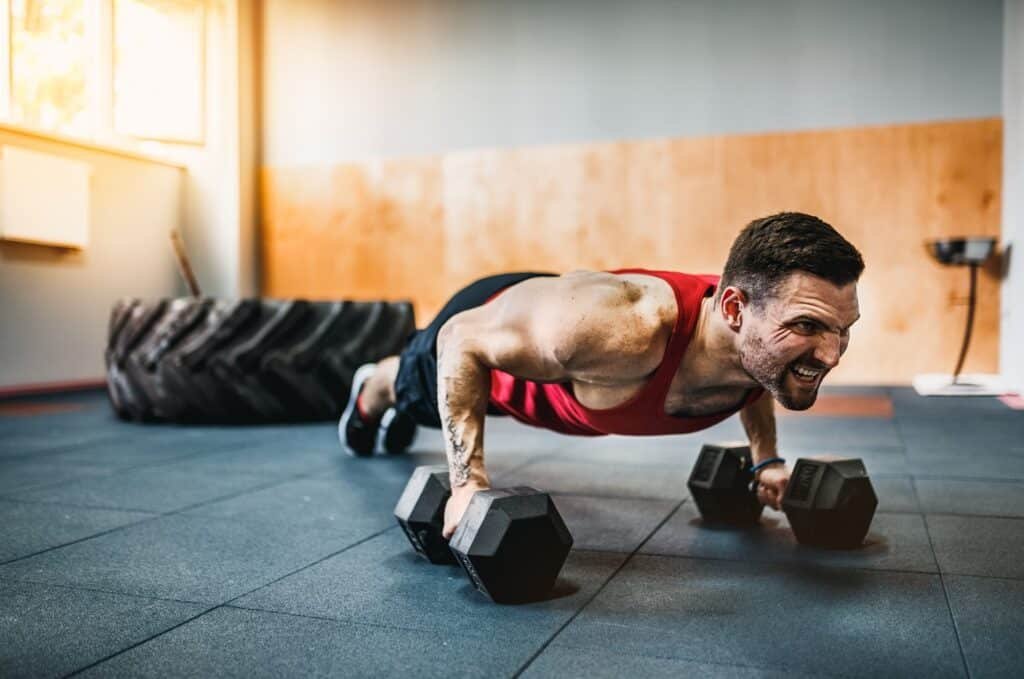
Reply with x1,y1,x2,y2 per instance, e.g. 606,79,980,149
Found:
0,0,205,148
114,0,204,143
10,0,90,137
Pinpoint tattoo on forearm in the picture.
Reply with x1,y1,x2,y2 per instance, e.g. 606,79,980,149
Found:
437,329,487,488
444,395,472,486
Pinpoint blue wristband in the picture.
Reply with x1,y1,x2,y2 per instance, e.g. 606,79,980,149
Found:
749,457,786,475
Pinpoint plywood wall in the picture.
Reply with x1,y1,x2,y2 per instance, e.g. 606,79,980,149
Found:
261,118,1002,384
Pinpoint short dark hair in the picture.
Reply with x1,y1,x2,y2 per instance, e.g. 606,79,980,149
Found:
718,212,864,306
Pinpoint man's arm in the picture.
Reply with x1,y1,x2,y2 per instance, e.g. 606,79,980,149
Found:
738,392,788,510
435,273,665,536
738,392,777,463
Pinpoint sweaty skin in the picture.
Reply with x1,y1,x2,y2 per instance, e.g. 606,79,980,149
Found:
436,270,860,538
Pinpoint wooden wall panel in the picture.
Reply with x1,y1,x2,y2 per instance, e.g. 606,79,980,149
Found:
261,118,1002,384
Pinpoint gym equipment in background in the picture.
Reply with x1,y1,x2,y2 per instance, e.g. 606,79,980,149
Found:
914,236,1007,396
104,230,416,423
105,297,415,423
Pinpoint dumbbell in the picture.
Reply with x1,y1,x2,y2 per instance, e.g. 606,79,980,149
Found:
394,465,574,603
687,442,878,549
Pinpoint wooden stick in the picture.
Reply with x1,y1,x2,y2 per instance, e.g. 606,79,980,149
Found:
170,230,202,297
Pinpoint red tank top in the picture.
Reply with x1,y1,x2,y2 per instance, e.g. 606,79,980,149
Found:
488,269,764,436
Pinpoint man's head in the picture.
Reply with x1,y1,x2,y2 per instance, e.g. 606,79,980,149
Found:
717,212,864,410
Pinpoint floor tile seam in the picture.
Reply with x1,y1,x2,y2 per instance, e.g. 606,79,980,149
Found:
221,602,453,635
84,437,279,475
63,604,224,678
4,527,402,607
145,470,326,517
543,640,854,679
490,453,568,481
46,430,313,476
0,513,166,566
0,469,132,497
177,506,396,534
939,571,1024,583
0,434,125,463
511,497,689,678
920,514,973,678
543,490,684,503
0,477,277,515
634,549,941,577
0,495,164,515
0,473,318,564
0,576,215,606
922,511,1024,522
218,525,399,608
891,402,970,679
910,474,1024,484
0,447,285,498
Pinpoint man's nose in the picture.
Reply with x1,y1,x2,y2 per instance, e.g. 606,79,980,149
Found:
815,333,842,368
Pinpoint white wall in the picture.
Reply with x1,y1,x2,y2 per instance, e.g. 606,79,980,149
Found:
158,0,258,299
1003,0,1024,391
0,0,257,389
0,132,184,388
263,0,1003,166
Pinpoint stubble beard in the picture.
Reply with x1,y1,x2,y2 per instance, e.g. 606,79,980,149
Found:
739,333,819,411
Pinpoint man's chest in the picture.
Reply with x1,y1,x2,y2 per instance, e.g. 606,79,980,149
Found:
663,386,752,417
570,377,750,417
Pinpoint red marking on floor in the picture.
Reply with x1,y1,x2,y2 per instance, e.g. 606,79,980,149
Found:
0,402,87,417
999,393,1024,410
776,394,894,419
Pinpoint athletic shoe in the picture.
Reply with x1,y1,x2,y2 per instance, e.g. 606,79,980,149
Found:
338,363,380,457
376,407,418,455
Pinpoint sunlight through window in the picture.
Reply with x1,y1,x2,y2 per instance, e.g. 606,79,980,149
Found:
114,0,204,143
10,0,90,137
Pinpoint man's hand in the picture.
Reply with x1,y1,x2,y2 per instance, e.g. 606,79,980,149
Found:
442,480,490,539
756,464,790,511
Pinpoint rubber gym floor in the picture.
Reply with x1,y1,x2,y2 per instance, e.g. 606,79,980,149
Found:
1,387,1022,678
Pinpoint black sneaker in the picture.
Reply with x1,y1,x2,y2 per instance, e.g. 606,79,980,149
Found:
376,407,418,455
338,363,380,457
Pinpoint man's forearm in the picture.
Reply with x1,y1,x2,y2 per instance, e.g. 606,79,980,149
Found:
739,393,778,464
436,324,491,488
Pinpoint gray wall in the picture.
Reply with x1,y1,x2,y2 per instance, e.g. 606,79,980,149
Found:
263,0,1003,166
1003,0,1023,391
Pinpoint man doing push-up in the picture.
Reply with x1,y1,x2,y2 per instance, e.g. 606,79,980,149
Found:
338,212,864,539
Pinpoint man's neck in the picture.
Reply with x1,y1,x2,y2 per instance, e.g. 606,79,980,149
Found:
676,295,757,391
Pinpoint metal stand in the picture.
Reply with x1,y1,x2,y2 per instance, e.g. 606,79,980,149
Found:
914,236,1005,396
951,263,978,385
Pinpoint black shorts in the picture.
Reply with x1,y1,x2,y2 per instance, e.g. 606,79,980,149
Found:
393,272,557,428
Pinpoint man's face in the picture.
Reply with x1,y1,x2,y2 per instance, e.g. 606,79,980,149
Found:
735,272,860,410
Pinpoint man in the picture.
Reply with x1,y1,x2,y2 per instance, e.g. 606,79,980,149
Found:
339,212,864,539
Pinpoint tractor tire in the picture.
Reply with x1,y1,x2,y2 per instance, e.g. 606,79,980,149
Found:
104,297,415,423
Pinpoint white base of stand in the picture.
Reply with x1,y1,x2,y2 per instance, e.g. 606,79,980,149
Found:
912,373,1010,397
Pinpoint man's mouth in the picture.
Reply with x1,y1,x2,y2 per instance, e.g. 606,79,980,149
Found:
789,364,824,384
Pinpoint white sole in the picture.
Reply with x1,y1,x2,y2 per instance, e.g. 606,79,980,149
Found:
375,407,418,455
338,363,377,456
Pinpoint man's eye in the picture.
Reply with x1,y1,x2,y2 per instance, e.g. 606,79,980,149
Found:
794,321,817,333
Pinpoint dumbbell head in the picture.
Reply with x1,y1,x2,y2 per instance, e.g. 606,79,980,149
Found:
782,458,877,549
394,465,456,564
449,488,573,604
687,443,763,525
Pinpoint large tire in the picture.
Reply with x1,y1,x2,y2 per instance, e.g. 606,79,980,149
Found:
104,297,416,423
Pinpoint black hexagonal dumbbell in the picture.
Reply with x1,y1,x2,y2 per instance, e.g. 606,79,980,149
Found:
449,487,573,604
394,467,575,602
393,465,456,564
687,443,878,549
782,457,878,549
686,442,763,525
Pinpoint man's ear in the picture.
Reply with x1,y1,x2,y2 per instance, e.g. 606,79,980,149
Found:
719,286,747,331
